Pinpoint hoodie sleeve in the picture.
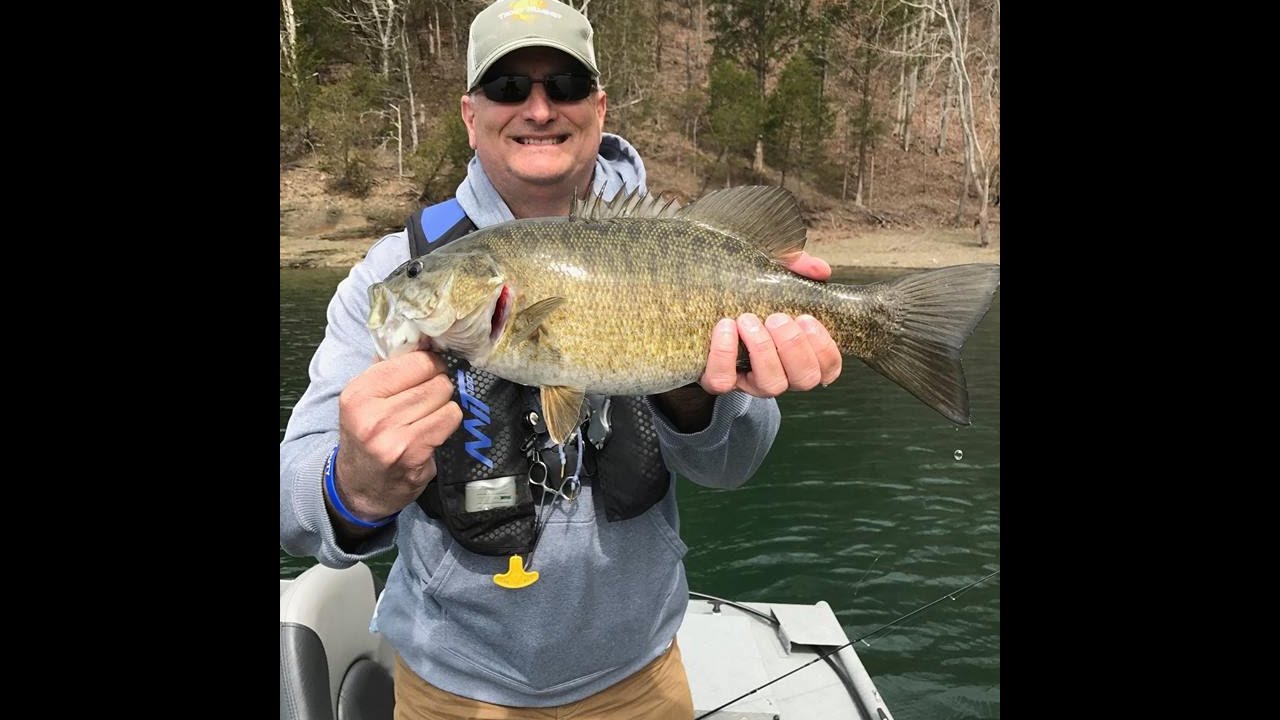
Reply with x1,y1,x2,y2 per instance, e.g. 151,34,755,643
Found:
279,233,409,569
644,392,780,489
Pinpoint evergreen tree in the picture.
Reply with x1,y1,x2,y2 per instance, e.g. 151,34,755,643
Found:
765,53,833,188
707,0,809,172
704,57,762,186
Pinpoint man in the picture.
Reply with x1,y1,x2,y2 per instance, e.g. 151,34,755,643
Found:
280,1,842,717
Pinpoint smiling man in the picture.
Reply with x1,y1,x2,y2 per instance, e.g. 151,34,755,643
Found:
279,1,843,718
462,45,604,216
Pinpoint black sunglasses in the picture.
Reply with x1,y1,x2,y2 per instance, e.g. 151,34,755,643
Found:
474,74,595,104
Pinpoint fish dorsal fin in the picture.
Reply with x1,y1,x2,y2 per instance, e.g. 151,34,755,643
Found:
570,187,684,221
675,185,808,261
507,296,568,345
540,385,586,445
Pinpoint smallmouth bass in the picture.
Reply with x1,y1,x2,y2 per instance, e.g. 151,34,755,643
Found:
368,185,1000,443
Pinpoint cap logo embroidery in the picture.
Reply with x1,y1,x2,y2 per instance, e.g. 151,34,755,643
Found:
500,0,562,23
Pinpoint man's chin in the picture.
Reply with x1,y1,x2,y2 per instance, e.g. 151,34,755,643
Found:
510,160,579,187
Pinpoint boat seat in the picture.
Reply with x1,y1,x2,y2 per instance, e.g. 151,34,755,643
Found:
280,627,394,720
281,562,395,720
337,658,394,720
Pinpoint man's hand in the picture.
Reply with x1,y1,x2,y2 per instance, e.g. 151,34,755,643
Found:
698,251,843,397
784,250,832,282
332,351,462,527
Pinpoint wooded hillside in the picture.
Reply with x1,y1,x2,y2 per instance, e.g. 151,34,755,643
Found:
280,0,1000,245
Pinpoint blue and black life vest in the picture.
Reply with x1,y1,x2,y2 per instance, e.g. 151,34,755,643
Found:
407,199,672,557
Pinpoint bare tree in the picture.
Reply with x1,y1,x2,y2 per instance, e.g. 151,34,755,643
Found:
935,62,954,155
589,1,661,138
399,23,419,152
388,103,404,177
893,8,915,150
920,0,998,246
329,0,409,78
281,0,313,157
681,0,708,93
827,0,899,208
893,5,939,152
281,0,299,85
330,0,429,165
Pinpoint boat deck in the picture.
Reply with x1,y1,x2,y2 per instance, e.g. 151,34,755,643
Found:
681,592,893,719
281,563,894,719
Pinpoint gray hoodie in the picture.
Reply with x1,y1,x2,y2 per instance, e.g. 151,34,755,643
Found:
279,133,781,707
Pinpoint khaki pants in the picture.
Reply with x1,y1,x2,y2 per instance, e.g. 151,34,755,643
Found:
394,639,694,719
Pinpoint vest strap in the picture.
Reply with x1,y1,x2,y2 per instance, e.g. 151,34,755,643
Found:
407,198,472,256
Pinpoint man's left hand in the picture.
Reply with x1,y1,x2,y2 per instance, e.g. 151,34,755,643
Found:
698,252,843,397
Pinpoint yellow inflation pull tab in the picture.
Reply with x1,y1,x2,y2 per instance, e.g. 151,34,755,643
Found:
493,555,539,589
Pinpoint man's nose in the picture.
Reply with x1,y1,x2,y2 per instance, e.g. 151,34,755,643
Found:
521,83,556,122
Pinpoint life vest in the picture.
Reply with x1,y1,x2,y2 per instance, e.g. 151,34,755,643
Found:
407,199,672,557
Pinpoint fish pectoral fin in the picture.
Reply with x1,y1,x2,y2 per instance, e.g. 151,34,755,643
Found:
540,385,586,445
508,296,568,345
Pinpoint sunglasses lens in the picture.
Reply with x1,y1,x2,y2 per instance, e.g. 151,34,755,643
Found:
546,74,593,102
482,76,533,102
479,75,593,103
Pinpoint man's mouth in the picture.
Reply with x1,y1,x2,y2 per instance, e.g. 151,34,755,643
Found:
515,135,568,145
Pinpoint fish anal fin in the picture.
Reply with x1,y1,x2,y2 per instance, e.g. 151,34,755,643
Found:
541,385,586,445
508,297,568,345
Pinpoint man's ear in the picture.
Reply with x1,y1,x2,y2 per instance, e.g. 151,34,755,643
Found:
595,89,607,127
461,94,479,149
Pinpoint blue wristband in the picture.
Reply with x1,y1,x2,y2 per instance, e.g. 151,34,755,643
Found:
324,445,398,530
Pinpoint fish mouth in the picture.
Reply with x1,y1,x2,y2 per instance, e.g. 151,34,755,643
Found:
375,319,435,360
369,291,435,360
369,282,511,361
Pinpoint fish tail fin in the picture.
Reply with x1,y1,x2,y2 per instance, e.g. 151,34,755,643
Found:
857,264,1000,425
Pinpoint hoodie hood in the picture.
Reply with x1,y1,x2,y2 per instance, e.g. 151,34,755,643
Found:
455,133,647,229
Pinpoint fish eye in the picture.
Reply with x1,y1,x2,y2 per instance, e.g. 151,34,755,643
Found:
406,260,423,278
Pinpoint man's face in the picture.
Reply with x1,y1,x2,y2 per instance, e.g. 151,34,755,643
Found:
461,46,607,193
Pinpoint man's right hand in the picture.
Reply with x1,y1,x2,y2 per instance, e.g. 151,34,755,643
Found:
331,351,463,529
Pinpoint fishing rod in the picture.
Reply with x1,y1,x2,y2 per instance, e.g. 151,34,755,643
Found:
694,568,1000,720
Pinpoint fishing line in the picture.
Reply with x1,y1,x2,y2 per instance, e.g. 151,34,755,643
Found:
694,568,1000,720
854,553,881,596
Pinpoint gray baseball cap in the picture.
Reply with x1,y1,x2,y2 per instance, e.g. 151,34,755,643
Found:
466,0,600,90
